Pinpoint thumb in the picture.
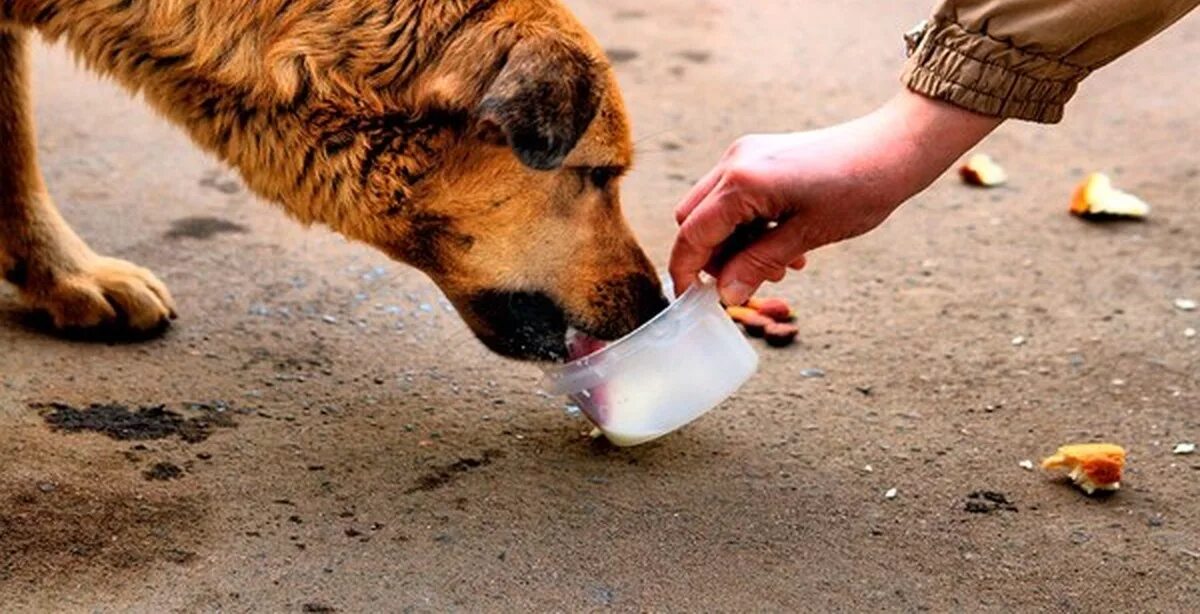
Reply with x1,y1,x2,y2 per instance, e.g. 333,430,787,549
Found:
716,216,810,305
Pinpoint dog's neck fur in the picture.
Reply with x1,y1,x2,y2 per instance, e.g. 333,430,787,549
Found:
4,0,509,242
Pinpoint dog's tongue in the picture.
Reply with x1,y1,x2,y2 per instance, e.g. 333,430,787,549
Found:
567,333,607,361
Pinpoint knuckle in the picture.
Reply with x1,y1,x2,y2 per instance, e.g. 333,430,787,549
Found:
722,165,754,189
673,205,690,225
722,157,768,190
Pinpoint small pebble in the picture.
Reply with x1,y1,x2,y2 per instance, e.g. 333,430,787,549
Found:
1185,328,1197,339
863,464,874,473
1011,336,1026,347
1174,298,1197,312
1173,443,1196,455
1111,379,1126,387
321,315,338,324
1019,459,1035,471
884,488,898,500
800,368,826,379
37,482,57,493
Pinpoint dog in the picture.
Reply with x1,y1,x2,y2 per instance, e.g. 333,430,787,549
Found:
0,0,667,361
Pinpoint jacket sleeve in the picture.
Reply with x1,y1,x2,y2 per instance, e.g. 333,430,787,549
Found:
902,0,1200,123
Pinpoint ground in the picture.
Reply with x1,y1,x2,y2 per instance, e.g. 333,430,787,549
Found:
2,1,1199,612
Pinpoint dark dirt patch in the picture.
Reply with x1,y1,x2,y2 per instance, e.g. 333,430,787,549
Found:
5,307,172,344
143,462,185,481
678,49,712,64
302,603,337,613
198,175,243,194
163,548,197,564
165,216,247,240
36,402,237,443
606,48,639,63
964,491,1018,514
0,479,205,586
406,450,505,494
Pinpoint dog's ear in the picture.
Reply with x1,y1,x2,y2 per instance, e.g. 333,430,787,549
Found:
478,34,604,171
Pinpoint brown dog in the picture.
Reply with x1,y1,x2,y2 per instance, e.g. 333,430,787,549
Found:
0,0,666,361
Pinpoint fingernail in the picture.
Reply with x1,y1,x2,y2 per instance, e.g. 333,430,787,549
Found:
720,280,754,306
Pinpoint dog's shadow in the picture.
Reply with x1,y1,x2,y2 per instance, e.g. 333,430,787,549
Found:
0,301,171,345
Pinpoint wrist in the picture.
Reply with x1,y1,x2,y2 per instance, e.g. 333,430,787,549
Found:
874,89,1002,198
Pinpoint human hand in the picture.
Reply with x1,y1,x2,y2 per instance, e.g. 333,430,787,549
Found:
669,89,1002,306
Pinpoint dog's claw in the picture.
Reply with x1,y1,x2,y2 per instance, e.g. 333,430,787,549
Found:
24,255,176,335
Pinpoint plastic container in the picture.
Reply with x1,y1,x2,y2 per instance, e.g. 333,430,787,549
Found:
541,279,759,447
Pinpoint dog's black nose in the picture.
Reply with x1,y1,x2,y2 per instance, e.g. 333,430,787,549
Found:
467,290,569,361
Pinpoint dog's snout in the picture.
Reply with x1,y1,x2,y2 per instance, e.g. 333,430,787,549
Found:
467,290,569,361
629,274,670,326
586,273,668,339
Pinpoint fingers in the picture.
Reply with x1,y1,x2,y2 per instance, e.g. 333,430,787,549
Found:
668,178,755,296
674,166,722,225
715,216,811,306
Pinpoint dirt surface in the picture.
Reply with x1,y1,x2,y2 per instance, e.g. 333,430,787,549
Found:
2,1,1199,611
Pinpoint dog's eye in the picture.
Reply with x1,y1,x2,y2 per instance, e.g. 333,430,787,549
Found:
587,166,622,190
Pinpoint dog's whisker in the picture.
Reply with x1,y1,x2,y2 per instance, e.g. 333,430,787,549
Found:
631,147,679,157
633,128,678,146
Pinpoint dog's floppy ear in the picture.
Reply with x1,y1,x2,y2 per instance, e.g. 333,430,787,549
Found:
478,33,604,171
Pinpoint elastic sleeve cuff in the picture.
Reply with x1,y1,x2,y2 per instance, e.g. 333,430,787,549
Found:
901,19,1091,124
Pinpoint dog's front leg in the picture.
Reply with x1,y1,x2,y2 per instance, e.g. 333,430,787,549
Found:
0,27,175,333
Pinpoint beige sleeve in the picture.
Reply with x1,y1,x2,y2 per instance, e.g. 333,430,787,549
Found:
902,0,1200,122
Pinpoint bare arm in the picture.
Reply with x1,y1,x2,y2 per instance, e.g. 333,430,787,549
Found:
669,89,1000,306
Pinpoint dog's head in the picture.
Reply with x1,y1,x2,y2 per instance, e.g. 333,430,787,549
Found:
353,14,667,361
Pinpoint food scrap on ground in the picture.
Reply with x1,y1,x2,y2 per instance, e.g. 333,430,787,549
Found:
726,297,798,347
764,323,799,347
1019,459,1035,471
1041,443,1126,495
747,297,795,323
726,305,772,338
1069,173,1150,220
959,153,1008,187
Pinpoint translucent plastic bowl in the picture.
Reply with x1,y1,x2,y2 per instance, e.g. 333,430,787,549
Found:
541,279,759,447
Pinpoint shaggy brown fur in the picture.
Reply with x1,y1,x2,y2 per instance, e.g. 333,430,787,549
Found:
0,0,665,360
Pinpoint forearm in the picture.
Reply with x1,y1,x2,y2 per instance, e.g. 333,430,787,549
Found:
860,89,1002,205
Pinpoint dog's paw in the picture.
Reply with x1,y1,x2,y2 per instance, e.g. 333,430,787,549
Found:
25,256,177,333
